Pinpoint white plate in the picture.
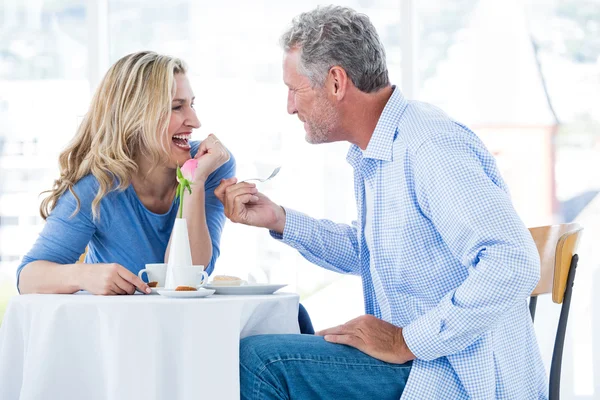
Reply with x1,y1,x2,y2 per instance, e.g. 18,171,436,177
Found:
203,284,287,295
157,288,215,298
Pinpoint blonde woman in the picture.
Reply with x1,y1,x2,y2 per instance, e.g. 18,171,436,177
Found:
17,51,235,295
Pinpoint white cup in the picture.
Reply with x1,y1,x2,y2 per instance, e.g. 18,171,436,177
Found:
171,265,209,288
138,263,167,288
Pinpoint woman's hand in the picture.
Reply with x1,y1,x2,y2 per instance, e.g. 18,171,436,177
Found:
79,263,151,295
194,134,230,183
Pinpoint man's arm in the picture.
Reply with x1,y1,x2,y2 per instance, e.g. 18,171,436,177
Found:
269,208,361,275
402,131,540,361
215,179,361,275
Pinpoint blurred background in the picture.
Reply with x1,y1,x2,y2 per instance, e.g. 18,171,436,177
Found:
0,0,598,398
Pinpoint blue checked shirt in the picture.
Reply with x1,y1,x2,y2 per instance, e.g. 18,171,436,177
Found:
272,87,548,399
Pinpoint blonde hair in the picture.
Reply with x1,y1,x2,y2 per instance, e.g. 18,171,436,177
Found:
40,51,187,221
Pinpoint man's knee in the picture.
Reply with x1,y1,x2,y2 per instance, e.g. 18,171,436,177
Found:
240,335,295,380
240,335,292,399
240,335,274,371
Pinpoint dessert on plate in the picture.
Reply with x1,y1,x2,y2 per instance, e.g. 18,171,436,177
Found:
175,286,197,291
210,275,246,286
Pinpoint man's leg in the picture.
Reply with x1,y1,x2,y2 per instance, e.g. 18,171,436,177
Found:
240,334,412,400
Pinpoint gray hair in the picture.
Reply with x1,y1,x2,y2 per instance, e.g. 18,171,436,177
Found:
280,5,389,93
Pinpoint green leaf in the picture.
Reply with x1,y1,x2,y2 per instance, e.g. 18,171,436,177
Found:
177,183,184,218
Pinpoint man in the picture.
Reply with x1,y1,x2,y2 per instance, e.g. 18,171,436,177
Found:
215,5,546,399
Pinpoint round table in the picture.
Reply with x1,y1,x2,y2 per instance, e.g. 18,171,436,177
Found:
0,292,300,400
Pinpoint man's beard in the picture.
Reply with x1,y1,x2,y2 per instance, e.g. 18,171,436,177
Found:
305,94,338,145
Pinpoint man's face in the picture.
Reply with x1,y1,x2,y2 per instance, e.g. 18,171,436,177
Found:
283,49,339,144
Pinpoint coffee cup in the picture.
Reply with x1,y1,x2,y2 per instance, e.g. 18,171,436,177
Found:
138,263,167,288
171,265,209,288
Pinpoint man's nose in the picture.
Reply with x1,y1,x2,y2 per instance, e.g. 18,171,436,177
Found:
287,91,297,115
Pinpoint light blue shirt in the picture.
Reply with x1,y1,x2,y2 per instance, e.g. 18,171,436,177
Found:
272,87,547,399
17,141,235,287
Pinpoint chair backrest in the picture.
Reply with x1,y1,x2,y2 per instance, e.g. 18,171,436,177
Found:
77,248,88,264
528,223,583,400
529,223,583,303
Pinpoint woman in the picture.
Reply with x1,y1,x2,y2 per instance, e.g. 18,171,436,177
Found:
17,51,234,295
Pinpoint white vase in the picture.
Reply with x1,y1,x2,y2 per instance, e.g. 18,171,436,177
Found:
165,218,193,289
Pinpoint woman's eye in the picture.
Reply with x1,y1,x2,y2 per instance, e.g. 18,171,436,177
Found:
172,105,182,111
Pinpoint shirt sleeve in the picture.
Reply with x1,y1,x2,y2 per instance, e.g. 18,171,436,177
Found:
402,131,540,361
203,151,236,275
17,178,98,290
269,209,361,275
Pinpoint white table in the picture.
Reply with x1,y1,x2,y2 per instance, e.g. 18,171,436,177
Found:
0,292,300,400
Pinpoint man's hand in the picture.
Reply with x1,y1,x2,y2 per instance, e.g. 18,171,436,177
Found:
317,315,416,364
214,178,286,233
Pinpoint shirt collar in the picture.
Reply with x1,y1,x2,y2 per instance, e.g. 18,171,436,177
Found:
346,86,408,167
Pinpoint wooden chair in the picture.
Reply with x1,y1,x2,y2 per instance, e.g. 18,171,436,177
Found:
529,223,583,400
77,248,87,264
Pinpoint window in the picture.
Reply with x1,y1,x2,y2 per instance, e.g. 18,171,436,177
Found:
0,0,89,288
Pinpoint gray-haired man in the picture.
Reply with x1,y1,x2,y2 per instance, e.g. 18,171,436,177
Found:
216,6,546,399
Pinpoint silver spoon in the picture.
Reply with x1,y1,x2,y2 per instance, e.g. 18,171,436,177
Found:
242,166,281,183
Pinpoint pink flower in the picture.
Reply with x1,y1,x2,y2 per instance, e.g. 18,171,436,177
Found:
179,158,198,182
175,159,198,218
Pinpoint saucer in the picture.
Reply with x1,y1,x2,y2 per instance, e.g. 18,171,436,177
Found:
136,287,161,295
157,288,215,298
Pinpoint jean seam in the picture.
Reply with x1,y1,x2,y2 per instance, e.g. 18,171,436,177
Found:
260,356,412,373
241,357,286,400
247,356,411,399
252,355,411,392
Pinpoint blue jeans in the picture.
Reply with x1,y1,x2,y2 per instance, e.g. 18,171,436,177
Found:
240,334,412,399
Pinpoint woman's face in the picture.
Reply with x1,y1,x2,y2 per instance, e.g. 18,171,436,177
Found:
166,73,200,168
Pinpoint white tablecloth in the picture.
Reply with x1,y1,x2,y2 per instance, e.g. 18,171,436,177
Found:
0,292,300,400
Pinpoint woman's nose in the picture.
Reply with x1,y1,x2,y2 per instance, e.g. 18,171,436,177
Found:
186,109,200,129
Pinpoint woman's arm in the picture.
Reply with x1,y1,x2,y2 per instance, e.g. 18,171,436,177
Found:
19,261,82,294
165,137,235,274
165,157,235,274
175,179,213,268
18,176,151,295
17,179,95,293
20,260,151,295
